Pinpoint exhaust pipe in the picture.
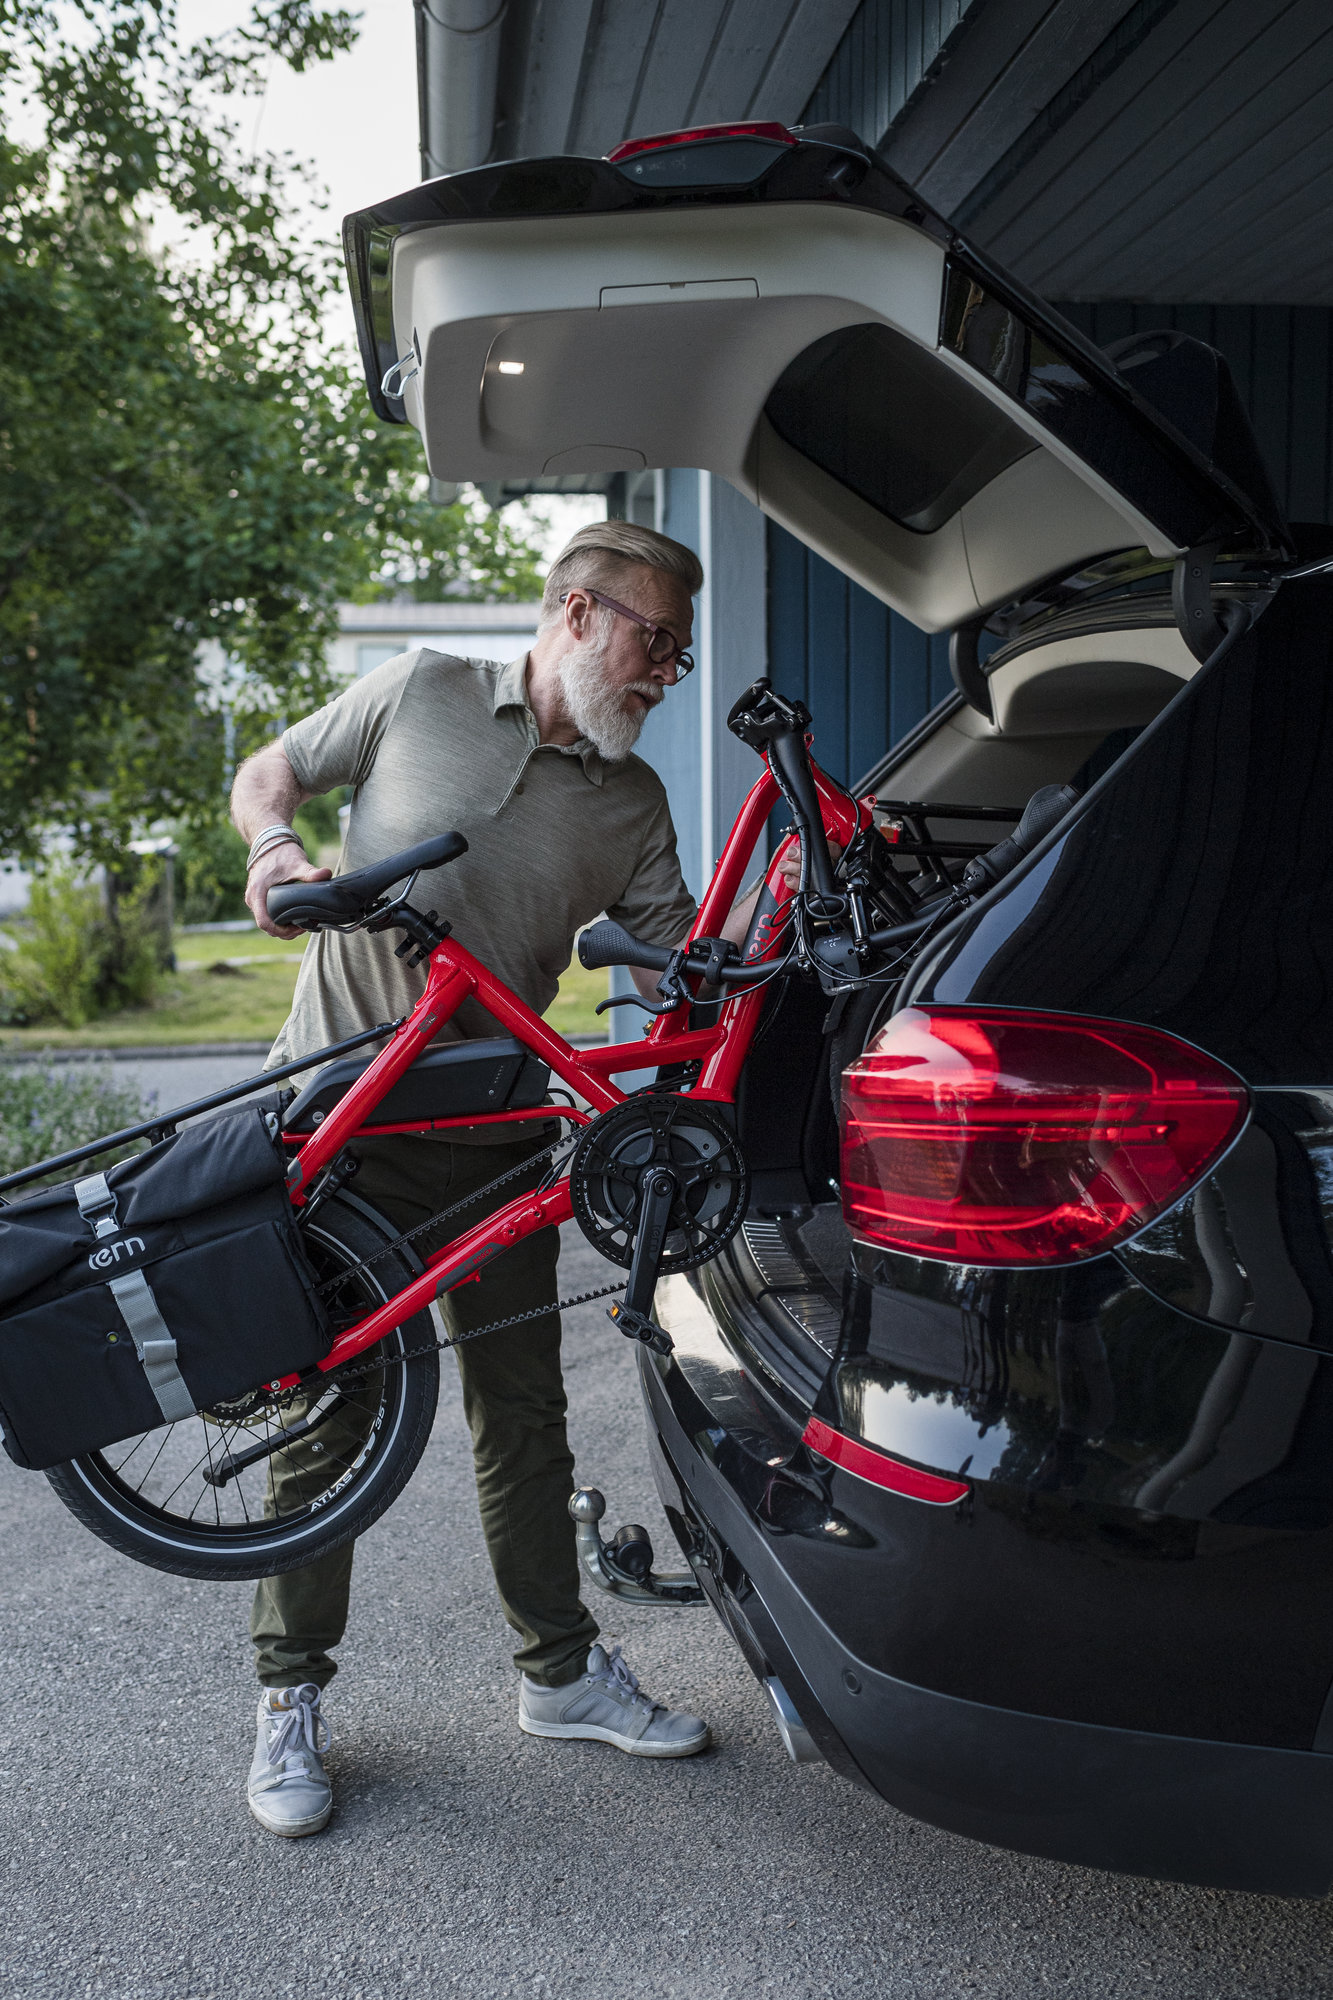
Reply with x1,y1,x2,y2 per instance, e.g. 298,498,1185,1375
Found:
764,1677,821,1763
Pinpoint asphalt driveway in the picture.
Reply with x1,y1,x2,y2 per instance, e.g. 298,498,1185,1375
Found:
4,1058,1333,1996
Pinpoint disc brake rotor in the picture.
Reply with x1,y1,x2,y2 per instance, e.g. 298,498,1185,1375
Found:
568,1094,748,1272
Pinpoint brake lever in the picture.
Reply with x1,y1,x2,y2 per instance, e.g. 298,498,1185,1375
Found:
594,991,680,1017
592,936,741,1016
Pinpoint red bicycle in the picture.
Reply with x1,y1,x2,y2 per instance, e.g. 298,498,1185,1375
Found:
19,682,1013,1578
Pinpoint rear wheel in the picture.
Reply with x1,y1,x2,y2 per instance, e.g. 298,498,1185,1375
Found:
44,1193,440,1580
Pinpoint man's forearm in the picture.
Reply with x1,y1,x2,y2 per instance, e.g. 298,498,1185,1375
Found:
231,743,330,939
720,883,761,950
230,743,314,844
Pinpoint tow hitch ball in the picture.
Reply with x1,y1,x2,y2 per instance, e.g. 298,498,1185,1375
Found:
568,1487,705,1606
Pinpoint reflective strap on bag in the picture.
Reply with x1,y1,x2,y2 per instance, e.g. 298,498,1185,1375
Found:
107,1271,195,1425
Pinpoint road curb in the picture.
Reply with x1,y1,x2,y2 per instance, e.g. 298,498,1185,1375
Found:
0,1042,274,1063
1,1035,608,1063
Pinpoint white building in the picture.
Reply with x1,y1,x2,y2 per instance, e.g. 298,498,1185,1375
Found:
332,600,542,681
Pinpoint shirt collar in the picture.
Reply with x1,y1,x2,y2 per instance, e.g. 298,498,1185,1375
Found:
492,651,605,785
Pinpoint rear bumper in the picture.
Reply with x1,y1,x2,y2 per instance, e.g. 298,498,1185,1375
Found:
641,1348,1333,1897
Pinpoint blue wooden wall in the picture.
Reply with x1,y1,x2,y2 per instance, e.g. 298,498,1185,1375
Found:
635,469,706,894
1054,302,1333,528
766,519,954,790
803,0,980,147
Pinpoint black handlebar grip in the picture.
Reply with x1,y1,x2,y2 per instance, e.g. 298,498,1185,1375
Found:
578,921,674,974
965,783,1080,892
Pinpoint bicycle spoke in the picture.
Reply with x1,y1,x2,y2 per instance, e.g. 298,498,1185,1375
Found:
232,1440,254,1524
269,1424,313,1515
120,1423,176,1495
160,1436,229,1512
181,1417,246,1519
107,1431,153,1478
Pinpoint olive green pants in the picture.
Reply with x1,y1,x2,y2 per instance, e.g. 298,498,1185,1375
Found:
250,1133,599,1691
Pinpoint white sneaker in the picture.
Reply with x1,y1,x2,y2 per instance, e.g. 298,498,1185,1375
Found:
247,1683,333,1837
518,1644,710,1757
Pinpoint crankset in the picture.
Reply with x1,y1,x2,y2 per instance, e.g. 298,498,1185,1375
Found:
569,1094,748,1271
568,1094,748,1352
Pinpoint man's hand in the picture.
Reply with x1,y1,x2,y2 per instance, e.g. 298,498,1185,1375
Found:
245,843,332,939
776,834,843,897
713,834,846,958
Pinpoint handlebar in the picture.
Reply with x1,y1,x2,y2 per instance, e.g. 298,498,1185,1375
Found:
580,921,767,984
578,921,674,974
961,784,1078,893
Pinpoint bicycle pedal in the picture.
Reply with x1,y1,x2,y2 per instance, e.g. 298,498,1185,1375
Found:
607,1301,673,1355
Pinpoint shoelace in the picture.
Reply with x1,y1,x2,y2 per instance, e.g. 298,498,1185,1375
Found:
264,1684,331,1769
591,1646,656,1714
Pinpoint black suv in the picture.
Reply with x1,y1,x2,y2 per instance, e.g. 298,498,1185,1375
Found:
346,121,1333,1895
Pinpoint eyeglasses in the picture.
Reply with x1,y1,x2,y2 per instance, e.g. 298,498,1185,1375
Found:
560,587,695,677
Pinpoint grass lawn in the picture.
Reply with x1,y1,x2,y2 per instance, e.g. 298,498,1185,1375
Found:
0,933,610,1050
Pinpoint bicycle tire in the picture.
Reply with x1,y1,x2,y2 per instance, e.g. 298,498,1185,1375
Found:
44,1192,440,1581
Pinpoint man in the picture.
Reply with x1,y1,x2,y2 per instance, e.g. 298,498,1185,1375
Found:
232,521,746,1838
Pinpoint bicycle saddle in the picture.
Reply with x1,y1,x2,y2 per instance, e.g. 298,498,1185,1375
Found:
266,832,468,929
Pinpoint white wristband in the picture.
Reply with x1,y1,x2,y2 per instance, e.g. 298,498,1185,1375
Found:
246,827,306,873
246,821,300,863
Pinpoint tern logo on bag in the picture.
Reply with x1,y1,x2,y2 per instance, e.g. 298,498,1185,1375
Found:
88,1236,145,1272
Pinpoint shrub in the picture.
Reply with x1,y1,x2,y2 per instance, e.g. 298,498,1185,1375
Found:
0,863,161,1028
0,1058,151,1183
174,818,250,925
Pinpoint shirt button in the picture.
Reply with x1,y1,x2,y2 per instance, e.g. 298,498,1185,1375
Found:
513,782,525,794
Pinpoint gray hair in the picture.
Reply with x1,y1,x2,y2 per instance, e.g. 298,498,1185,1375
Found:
538,520,704,629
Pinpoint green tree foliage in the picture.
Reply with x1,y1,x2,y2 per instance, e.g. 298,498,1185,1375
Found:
0,0,543,870
172,818,250,925
368,490,546,605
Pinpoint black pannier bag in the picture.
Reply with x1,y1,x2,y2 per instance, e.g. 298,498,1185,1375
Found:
0,1104,333,1471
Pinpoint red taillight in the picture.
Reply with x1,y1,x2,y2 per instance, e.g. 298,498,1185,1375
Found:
803,1417,968,1505
841,1007,1248,1266
606,123,796,164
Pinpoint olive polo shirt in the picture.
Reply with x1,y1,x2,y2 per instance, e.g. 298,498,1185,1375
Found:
266,648,697,1091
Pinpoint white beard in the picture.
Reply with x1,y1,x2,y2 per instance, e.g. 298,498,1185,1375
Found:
554,627,661,763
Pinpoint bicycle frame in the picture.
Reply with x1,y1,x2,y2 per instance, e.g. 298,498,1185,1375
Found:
279,749,871,1385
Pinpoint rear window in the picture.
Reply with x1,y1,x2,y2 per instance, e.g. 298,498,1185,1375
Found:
764,322,1037,535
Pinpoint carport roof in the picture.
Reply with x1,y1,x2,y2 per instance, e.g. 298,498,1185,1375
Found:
814,0,1333,305
418,0,1333,308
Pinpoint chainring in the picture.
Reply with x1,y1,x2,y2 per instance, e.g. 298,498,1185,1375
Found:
568,1094,748,1272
